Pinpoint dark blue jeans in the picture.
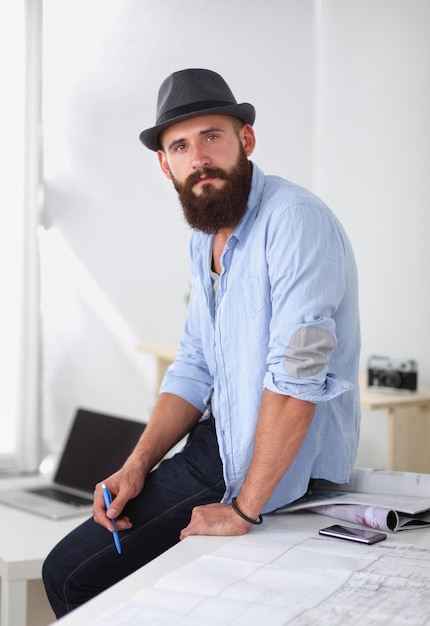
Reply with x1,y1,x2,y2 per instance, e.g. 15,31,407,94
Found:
42,417,225,618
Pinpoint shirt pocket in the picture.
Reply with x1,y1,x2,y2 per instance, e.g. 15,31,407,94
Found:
235,275,264,320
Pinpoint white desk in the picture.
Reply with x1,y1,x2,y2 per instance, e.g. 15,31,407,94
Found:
54,510,430,625
0,476,88,626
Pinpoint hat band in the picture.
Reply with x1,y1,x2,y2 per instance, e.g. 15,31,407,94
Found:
157,100,235,125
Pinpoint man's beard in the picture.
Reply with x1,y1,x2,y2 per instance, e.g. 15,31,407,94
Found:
170,147,252,234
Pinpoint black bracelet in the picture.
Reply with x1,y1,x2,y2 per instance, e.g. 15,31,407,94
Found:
231,497,263,525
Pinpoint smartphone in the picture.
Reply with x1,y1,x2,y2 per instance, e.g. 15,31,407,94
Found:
319,524,387,545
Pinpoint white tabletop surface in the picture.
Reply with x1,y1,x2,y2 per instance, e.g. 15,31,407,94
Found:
53,510,430,625
0,474,89,580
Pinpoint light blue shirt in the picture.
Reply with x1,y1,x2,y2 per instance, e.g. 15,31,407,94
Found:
160,163,360,513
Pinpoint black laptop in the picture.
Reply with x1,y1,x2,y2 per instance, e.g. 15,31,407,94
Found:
0,408,144,519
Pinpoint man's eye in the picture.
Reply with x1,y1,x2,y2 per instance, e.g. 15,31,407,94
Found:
174,144,186,152
206,134,217,142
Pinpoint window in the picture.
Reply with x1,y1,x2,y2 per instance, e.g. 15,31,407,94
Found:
0,0,42,472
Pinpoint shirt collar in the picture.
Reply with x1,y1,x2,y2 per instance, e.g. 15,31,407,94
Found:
230,162,265,245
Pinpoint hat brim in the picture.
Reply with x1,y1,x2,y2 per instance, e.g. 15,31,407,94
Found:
139,102,255,151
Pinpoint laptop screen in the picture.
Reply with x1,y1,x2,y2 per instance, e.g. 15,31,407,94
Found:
54,409,145,492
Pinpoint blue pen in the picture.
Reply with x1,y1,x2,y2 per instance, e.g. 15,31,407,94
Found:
101,483,122,554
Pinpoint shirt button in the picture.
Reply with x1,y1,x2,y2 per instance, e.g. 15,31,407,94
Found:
342,383,350,389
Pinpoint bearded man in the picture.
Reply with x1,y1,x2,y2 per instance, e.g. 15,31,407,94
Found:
43,68,361,618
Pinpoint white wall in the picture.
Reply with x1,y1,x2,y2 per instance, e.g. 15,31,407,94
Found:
313,0,430,376
41,0,430,466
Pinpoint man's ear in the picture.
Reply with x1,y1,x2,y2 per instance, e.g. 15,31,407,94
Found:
240,124,256,157
157,150,172,180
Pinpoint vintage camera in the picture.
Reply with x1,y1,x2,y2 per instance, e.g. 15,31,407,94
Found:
367,355,418,391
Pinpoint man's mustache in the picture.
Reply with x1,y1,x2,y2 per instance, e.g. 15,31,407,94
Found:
185,167,227,188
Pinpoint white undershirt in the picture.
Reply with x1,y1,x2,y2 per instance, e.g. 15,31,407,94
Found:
211,269,220,299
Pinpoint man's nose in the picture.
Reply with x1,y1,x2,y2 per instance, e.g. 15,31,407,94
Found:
191,144,211,169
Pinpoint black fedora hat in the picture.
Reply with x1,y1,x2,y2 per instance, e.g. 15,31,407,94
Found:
139,68,255,151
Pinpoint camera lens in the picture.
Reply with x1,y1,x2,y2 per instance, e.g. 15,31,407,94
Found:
379,370,401,388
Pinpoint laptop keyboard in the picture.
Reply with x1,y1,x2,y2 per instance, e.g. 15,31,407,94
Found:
28,486,93,507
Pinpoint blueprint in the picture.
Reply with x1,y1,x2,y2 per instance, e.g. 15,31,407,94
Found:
90,528,430,625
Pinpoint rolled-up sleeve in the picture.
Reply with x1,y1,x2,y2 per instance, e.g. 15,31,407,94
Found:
264,202,355,402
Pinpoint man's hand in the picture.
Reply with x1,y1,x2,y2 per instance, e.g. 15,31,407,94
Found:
92,394,202,536
92,463,145,533
180,502,252,540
